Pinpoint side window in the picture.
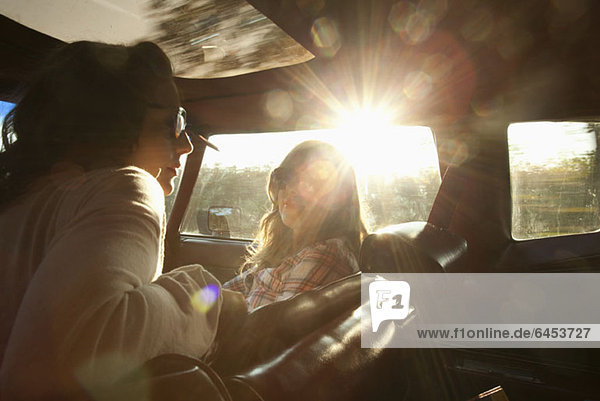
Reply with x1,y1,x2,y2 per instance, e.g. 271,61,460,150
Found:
0,101,16,152
509,121,600,240
181,128,442,239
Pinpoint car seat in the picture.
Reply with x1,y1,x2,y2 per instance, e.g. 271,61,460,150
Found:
359,221,467,273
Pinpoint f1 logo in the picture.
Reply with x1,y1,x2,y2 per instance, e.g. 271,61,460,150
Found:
369,280,411,332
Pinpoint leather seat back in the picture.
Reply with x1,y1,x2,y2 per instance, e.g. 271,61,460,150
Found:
212,272,361,376
360,221,467,273
224,306,408,401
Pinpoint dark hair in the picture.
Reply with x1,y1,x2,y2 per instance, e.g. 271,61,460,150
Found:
0,41,174,208
246,140,368,271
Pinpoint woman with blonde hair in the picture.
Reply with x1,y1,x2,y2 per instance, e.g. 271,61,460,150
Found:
224,140,367,310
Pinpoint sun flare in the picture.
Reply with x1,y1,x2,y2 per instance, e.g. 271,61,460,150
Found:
336,108,394,132
330,107,439,178
201,107,440,182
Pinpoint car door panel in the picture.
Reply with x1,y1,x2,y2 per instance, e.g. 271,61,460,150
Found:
444,348,600,400
167,236,249,284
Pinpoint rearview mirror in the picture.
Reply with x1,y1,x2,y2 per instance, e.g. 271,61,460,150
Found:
208,206,241,236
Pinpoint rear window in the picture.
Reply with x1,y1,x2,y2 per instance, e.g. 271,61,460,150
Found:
181,127,441,239
509,121,600,240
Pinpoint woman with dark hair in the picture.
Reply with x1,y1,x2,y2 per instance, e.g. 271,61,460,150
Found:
0,41,244,400
224,140,367,311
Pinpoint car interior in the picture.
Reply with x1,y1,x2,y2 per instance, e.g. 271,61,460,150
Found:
1,0,600,400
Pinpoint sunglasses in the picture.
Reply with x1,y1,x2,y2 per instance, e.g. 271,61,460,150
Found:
173,107,187,139
268,166,332,202
268,167,289,202
147,103,220,150
146,103,187,140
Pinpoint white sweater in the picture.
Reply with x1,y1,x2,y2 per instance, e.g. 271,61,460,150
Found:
0,166,222,400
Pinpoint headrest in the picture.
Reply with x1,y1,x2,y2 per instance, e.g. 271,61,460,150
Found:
359,221,467,273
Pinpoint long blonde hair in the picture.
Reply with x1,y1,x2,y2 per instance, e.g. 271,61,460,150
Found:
245,140,367,271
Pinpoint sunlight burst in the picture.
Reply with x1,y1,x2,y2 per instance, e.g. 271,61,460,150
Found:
336,108,394,132
332,107,438,178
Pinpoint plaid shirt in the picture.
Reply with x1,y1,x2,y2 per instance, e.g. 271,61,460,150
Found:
223,238,359,311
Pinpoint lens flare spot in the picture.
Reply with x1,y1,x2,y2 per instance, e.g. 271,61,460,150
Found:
192,284,220,313
297,159,339,201
420,0,448,20
422,53,453,83
311,160,335,180
405,12,434,44
295,115,321,131
75,352,142,397
311,17,341,57
497,31,534,60
471,96,504,117
403,71,433,100
389,1,444,45
265,90,294,122
551,0,589,21
388,2,416,33
440,138,472,167
460,9,494,42
289,88,313,103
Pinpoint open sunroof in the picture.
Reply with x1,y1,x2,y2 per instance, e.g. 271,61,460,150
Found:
0,0,314,78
